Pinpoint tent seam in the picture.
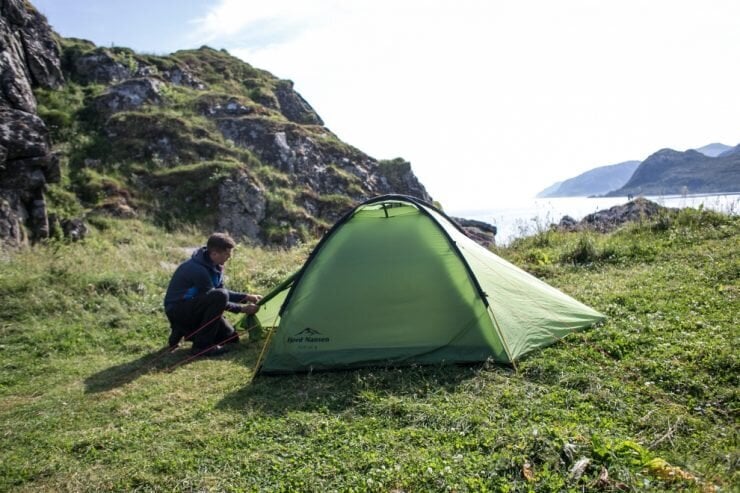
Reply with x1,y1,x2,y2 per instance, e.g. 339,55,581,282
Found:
485,303,517,365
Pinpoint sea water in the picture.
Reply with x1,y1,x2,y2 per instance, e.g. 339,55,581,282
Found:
452,193,740,245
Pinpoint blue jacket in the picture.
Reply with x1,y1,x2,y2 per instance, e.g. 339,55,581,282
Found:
164,247,246,312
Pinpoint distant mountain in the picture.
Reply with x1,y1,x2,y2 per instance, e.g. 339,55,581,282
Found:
606,148,740,197
694,143,732,157
719,144,740,157
535,181,563,198
537,161,641,198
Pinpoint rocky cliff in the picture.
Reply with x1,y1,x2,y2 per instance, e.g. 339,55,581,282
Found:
1,0,432,248
0,0,63,248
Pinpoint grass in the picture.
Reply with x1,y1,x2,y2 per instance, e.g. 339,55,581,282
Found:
0,210,737,491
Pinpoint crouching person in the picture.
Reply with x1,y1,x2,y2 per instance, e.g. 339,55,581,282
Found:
164,233,261,356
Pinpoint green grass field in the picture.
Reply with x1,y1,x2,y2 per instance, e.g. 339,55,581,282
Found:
1,209,737,492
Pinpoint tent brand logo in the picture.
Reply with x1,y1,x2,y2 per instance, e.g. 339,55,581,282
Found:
297,328,321,335
287,327,330,344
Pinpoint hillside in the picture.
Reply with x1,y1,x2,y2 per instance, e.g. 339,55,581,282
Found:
537,161,640,198
1,206,737,491
0,0,430,249
608,148,740,197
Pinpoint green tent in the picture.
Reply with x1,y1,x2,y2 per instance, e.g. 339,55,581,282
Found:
252,195,604,375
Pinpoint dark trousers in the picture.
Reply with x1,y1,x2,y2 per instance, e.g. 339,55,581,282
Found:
165,289,235,348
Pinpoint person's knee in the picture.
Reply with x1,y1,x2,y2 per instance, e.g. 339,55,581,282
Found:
207,288,229,309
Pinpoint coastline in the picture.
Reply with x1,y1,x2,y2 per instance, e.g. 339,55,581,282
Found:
453,193,740,245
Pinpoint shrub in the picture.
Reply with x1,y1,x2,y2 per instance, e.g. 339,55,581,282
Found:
560,233,599,265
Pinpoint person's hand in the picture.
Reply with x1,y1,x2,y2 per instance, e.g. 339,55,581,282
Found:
240,303,259,314
245,294,263,303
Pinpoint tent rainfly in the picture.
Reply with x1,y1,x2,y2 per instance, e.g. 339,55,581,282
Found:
251,195,605,375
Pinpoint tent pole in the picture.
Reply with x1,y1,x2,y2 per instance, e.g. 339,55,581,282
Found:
251,313,280,382
486,304,517,371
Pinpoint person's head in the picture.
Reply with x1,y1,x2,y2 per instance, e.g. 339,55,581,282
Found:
206,232,236,265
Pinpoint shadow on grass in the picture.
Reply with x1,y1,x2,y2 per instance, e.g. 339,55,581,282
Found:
84,342,262,393
84,346,179,393
217,363,492,416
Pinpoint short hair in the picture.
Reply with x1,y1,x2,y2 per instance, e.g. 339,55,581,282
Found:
207,232,236,251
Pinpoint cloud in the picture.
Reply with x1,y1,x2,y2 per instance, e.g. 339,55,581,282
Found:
189,0,341,48
188,0,740,210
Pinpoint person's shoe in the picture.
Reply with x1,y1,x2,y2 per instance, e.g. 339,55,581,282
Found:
168,327,183,348
190,344,228,357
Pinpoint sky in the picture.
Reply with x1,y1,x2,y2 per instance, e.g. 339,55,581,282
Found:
33,0,740,212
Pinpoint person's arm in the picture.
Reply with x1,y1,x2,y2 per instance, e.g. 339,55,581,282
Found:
224,289,261,313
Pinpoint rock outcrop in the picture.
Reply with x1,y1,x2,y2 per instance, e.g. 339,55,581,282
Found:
555,198,673,233
0,0,63,248
94,77,164,114
70,48,132,84
216,117,378,193
216,171,266,242
274,79,323,125
452,217,497,248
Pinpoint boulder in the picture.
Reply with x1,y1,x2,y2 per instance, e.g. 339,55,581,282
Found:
134,64,157,78
557,215,578,229
61,217,88,241
580,198,671,232
94,77,164,113
71,48,132,84
48,213,88,241
162,66,206,90
198,96,252,117
0,107,52,160
556,198,673,233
